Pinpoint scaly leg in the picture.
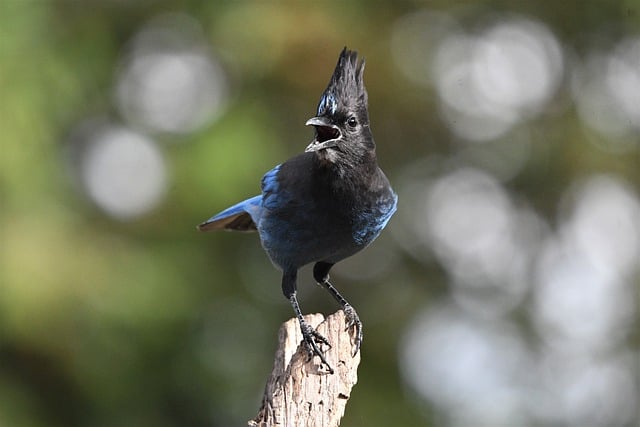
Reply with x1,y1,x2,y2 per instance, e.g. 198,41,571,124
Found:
282,270,333,374
313,262,363,356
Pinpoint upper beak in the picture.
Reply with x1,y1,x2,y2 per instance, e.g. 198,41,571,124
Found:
305,117,341,152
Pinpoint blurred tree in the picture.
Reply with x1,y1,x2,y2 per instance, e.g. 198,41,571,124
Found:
1,1,638,426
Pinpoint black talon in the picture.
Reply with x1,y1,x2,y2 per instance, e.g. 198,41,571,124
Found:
313,262,363,357
299,321,334,373
343,304,363,356
284,272,334,373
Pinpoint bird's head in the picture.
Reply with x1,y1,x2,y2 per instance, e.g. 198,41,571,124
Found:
305,48,374,162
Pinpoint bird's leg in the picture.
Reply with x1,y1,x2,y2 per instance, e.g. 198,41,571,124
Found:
313,262,363,356
282,271,334,374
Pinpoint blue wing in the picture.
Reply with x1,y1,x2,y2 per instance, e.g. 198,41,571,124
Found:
352,191,398,245
198,164,284,232
261,164,285,209
198,195,263,232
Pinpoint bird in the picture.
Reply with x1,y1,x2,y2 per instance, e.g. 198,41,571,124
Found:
198,47,397,374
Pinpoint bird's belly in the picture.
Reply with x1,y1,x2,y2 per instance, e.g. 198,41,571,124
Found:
257,212,360,270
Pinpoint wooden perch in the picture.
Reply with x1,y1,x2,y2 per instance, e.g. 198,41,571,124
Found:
249,310,361,427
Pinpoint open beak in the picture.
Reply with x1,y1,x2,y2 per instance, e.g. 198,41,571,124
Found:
305,117,341,152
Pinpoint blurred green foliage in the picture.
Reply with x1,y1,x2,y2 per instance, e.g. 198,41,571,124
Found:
1,1,639,427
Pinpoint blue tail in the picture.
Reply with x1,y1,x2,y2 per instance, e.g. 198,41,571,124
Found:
198,195,262,232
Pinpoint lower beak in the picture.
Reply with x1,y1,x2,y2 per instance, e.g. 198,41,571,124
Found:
305,117,341,152
305,140,337,152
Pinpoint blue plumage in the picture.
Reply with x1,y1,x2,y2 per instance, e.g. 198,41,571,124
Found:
198,48,397,373
198,194,262,232
317,92,338,116
352,198,397,246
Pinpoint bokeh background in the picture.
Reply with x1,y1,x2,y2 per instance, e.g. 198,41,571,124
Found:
1,1,639,426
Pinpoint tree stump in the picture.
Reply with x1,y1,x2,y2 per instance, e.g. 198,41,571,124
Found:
249,310,361,427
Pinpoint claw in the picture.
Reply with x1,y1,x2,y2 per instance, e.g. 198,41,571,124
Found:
343,304,363,357
299,321,334,374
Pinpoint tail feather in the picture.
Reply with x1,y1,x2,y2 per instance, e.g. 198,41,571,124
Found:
197,195,262,232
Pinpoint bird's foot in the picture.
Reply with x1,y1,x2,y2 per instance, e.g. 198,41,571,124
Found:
343,304,363,357
299,321,334,374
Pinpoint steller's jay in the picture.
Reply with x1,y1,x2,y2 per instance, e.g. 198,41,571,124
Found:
198,48,397,373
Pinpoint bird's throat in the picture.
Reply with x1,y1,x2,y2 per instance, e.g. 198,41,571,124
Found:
315,147,340,165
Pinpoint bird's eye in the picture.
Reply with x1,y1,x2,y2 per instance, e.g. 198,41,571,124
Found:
347,116,358,128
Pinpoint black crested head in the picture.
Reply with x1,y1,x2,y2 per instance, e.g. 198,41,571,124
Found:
305,47,375,162
316,47,368,118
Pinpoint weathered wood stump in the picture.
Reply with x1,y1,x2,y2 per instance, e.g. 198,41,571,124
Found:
249,310,361,427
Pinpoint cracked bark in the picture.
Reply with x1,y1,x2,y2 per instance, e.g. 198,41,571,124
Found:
249,310,361,427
